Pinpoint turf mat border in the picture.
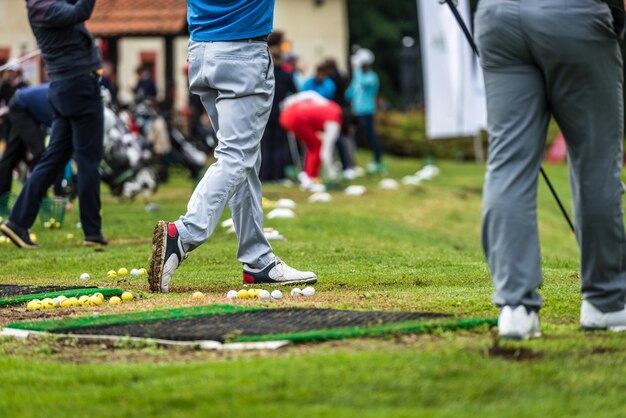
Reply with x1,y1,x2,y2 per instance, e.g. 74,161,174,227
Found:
0,288,125,307
6,304,262,331
5,304,497,343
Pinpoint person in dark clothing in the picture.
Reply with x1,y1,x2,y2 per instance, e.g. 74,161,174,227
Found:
0,83,52,202
0,61,28,143
260,47,298,181
1,0,106,248
134,65,158,101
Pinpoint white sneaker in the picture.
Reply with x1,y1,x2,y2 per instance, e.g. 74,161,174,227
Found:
498,306,541,340
242,257,317,286
580,300,626,331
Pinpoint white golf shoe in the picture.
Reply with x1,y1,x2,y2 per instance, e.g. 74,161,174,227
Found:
580,300,626,331
498,305,541,340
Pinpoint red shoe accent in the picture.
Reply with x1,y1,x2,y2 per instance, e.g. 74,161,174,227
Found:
167,223,178,238
243,273,255,284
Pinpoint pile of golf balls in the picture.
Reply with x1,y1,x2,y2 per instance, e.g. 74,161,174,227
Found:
226,286,315,300
103,268,147,280
25,291,135,310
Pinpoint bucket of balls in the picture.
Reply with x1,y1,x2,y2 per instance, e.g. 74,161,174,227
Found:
39,197,68,229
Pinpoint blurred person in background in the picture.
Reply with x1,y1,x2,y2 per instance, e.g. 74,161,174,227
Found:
260,45,298,182
1,0,106,248
302,63,336,100
346,48,384,174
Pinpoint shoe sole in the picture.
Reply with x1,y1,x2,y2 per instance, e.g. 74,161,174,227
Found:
243,277,318,287
148,221,167,293
83,241,107,247
0,224,37,249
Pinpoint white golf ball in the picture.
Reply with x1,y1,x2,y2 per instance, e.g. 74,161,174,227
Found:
271,290,283,300
291,288,302,296
80,273,90,281
301,287,315,297
130,269,140,277
226,290,239,299
258,290,271,299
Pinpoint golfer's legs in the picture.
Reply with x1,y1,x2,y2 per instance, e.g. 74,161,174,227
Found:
533,1,626,312
176,41,275,267
476,0,549,310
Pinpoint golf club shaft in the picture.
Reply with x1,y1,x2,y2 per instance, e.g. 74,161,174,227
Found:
442,0,576,234
0,49,41,73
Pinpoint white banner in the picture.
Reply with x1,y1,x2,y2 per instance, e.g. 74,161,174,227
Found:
417,0,486,139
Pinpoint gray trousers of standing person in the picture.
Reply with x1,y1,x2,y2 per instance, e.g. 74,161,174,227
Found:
174,40,276,269
476,0,626,313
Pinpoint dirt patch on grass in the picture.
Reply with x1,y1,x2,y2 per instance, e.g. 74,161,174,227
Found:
487,341,544,361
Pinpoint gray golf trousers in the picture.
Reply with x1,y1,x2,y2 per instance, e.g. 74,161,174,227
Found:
476,0,626,312
174,40,275,269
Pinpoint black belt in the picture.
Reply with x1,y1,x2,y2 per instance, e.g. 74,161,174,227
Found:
231,35,269,43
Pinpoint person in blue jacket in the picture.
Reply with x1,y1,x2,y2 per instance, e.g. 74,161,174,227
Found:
1,0,106,248
0,83,52,203
346,48,384,174
301,63,336,100
148,0,317,293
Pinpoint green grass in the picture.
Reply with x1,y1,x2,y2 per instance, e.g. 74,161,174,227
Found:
1,155,626,417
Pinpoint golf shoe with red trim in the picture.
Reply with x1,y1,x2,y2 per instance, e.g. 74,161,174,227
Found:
243,257,317,286
148,221,186,293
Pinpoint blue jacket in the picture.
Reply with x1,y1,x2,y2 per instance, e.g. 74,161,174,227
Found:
188,0,275,42
26,0,102,81
301,77,336,100
346,68,379,116
14,83,54,127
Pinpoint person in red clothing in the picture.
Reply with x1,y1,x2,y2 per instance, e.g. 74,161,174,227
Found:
279,91,342,188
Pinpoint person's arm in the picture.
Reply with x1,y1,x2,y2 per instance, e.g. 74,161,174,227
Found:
37,0,97,28
320,121,341,180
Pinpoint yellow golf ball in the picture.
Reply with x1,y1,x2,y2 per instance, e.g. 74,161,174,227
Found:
108,296,122,306
68,297,79,307
93,292,104,301
237,289,249,299
121,292,133,301
106,270,117,279
27,300,41,310
247,289,259,298
41,298,55,309
138,268,148,276
118,267,129,276
29,233,37,242
60,298,73,308
192,291,205,300
78,295,90,307
89,296,102,306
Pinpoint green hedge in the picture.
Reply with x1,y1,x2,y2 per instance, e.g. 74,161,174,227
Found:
376,111,561,160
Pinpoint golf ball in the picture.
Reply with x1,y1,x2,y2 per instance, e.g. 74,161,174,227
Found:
247,289,259,298
27,300,41,310
258,290,271,299
301,287,315,297
138,268,148,276
68,297,79,307
89,296,102,306
121,292,133,301
271,290,283,300
60,298,73,308
29,233,37,242
130,269,140,277
106,270,117,279
78,295,90,307
93,292,104,301
226,290,239,299
118,267,129,276
41,298,55,309
80,273,90,281
291,288,302,296
237,289,249,299
192,291,204,300
108,296,122,306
